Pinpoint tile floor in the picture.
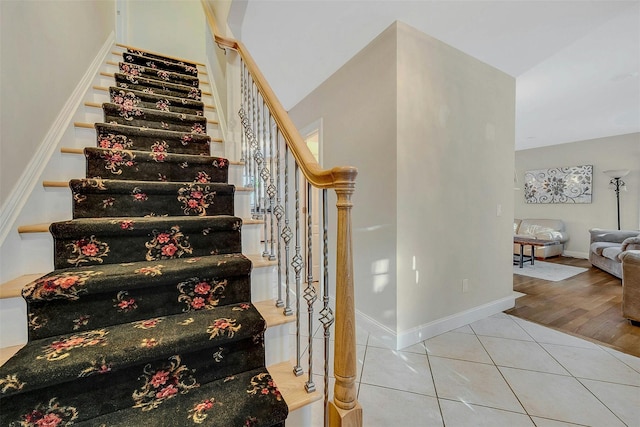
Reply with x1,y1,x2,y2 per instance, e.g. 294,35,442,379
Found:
292,312,640,426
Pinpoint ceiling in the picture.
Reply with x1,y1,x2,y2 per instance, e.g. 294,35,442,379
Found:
228,0,640,151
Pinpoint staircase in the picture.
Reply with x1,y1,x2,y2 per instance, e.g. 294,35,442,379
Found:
0,48,295,426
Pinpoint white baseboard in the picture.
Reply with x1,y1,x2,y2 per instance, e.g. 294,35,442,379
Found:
0,31,115,246
356,295,516,351
563,250,589,259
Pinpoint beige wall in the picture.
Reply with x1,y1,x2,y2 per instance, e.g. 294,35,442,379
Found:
395,23,515,333
0,0,115,208
290,22,516,342
515,133,640,258
290,25,399,332
123,0,206,63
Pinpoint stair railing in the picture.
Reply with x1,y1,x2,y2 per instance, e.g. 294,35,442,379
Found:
202,2,362,426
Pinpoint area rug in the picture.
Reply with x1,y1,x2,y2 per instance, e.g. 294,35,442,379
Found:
513,261,588,281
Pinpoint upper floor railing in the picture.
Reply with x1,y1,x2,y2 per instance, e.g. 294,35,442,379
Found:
201,2,361,426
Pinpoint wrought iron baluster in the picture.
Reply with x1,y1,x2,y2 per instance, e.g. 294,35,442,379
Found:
251,82,259,218
304,181,317,392
274,129,284,308
268,117,277,261
261,100,269,258
281,145,293,317
292,163,304,377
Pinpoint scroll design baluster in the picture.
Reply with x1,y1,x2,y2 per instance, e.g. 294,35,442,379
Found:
304,181,318,392
268,118,277,260
273,127,285,308
292,163,304,377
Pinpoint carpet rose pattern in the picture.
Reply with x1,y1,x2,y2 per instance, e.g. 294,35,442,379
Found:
132,356,199,411
66,236,110,266
11,398,78,427
145,226,193,261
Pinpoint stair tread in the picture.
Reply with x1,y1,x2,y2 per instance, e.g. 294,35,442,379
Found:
19,217,260,234
22,253,250,303
116,62,199,87
268,361,322,411
254,300,296,328
74,366,288,427
0,303,265,398
114,72,210,97
120,51,199,78
50,215,242,237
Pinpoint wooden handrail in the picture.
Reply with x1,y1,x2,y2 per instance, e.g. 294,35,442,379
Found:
200,1,356,192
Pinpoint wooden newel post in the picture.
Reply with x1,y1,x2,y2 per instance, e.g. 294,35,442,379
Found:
329,168,362,427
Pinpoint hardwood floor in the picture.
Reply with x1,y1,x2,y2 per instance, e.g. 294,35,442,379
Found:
506,256,640,357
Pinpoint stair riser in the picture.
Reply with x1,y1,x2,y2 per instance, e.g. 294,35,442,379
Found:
72,185,234,219
0,297,27,348
242,223,263,255
115,74,202,101
109,87,204,117
51,219,242,269
27,273,251,340
0,339,265,425
118,63,199,88
84,150,228,183
122,52,198,77
103,104,207,135
94,124,211,156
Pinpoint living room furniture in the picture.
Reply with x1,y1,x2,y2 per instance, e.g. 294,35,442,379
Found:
514,219,568,259
588,229,640,279
621,250,640,324
513,236,562,268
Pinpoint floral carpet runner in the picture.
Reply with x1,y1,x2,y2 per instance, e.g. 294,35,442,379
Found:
0,48,287,426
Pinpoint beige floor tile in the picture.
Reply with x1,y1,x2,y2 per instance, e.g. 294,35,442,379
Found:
541,343,640,386
599,345,640,373
429,357,524,412
424,331,493,364
469,316,533,341
360,346,435,396
579,378,640,427
359,384,443,427
439,398,536,426
499,366,626,426
509,317,599,349
529,417,586,426
452,324,475,334
478,335,570,375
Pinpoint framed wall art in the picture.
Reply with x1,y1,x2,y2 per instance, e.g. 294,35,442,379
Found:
524,165,592,204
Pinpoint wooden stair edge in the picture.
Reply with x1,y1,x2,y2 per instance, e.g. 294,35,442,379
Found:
254,299,295,328
0,344,25,368
267,361,322,412
0,273,44,299
245,254,277,269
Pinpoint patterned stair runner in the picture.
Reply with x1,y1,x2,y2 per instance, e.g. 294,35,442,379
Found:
0,47,288,426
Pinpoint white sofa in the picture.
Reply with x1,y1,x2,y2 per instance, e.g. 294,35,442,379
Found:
514,219,568,259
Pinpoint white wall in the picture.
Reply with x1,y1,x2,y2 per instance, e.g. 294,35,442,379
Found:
290,25,399,333
121,0,206,63
396,22,516,336
0,0,115,208
515,133,640,258
290,22,516,346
